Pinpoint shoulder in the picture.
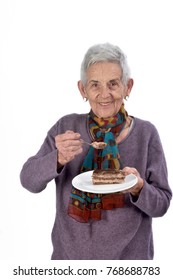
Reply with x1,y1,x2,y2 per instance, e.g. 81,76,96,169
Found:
130,116,162,144
133,116,159,134
48,113,88,135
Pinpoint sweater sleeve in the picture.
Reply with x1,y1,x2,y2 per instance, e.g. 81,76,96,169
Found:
130,126,172,217
20,123,61,193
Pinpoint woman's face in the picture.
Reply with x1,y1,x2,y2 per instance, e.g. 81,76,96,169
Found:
78,62,133,118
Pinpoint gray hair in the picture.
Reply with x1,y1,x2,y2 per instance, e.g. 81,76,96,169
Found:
80,43,131,85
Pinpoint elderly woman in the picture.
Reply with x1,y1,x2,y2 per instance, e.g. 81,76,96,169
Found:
20,43,172,260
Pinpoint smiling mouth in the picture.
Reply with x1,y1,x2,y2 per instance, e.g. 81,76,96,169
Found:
99,101,113,106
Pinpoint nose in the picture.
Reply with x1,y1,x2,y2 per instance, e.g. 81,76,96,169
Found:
99,84,111,98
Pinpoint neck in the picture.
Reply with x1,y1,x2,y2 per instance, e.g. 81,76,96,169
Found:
116,116,133,143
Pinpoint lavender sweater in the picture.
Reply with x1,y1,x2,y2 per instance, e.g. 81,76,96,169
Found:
20,114,172,260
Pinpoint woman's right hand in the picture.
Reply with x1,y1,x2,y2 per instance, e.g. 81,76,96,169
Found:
55,130,83,166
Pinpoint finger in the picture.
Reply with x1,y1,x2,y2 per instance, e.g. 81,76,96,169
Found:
65,130,81,139
63,139,83,148
122,167,138,176
58,147,83,165
56,139,83,152
74,147,83,155
122,167,132,175
56,131,81,142
63,145,83,156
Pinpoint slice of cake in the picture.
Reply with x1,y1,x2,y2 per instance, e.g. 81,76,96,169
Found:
92,169,125,185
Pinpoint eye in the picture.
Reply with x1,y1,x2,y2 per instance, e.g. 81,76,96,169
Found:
92,83,98,87
110,81,117,86
108,80,120,89
90,82,99,90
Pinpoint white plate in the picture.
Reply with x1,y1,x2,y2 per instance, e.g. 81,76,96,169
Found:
72,170,138,194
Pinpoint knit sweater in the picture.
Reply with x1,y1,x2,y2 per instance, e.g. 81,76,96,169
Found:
20,113,172,260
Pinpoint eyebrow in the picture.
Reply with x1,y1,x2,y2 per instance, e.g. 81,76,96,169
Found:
109,78,121,83
88,80,99,84
88,78,121,84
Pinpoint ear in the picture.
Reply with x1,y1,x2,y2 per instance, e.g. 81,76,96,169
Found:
126,78,134,97
78,80,87,99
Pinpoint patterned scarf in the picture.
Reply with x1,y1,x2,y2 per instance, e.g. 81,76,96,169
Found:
68,104,128,223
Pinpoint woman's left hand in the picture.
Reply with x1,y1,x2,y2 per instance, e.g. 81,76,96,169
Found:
122,167,144,196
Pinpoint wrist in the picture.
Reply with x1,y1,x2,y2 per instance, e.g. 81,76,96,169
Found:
131,178,144,197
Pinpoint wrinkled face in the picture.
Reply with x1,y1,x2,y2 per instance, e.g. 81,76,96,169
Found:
78,62,133,118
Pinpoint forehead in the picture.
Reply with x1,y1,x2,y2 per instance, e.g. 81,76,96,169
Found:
86,62,122,82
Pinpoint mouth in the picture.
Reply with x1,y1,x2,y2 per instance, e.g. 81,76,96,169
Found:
99,101,113,106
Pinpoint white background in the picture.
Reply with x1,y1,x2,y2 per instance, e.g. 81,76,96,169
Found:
0,0,172,268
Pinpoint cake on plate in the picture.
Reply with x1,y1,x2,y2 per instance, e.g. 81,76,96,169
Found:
92,169,125,185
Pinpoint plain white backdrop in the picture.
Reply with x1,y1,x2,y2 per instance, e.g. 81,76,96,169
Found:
0,0,172,269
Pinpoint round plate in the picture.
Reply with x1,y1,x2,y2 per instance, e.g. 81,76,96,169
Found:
72,170,138,194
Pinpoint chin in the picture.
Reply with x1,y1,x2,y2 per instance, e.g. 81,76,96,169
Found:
97,113,115,118
93,103,120,118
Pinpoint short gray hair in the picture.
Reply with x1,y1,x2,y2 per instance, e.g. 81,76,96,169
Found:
80,43,131,85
